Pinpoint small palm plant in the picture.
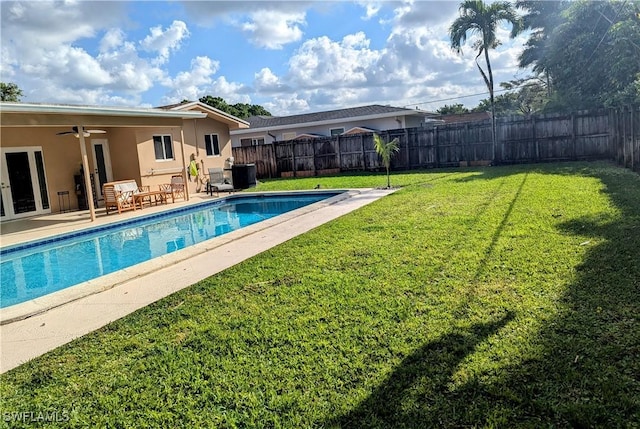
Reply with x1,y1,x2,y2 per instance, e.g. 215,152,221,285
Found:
373,133,400,188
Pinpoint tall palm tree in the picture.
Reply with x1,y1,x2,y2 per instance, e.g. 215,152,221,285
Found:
450,0,522,163
373,133,400,189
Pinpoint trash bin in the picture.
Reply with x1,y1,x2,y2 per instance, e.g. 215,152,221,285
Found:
232,163,257,189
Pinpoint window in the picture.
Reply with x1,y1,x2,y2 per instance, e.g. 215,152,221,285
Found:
153,135,174,160
282,132,296,141
240,137,265,147
330,128,344,137
205,134,221,156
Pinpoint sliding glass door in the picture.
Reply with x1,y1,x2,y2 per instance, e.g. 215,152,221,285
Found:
0,147,50,220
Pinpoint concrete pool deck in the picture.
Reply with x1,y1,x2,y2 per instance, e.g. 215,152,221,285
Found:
0,188,394,373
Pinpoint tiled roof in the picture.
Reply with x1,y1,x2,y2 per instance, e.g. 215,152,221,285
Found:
245,104,436,128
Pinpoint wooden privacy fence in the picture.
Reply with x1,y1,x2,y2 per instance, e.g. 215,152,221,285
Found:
232,106,640,178
611,105,640,172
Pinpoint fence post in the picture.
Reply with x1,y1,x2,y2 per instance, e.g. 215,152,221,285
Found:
630,105,635,171
622,106,628,168
269,144,276,178
464,122,470,165
434,126,440,168
336,135,342,172
312,139,318,176
532,115,539,162
361,134,367,171
571,112,577,160
291,141,297,177
608,108,615,162
404,128,410,169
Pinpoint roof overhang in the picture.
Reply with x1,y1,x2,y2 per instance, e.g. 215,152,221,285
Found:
289,133,327,140
168,101,250,130
342,126,378,135
0,102,207,127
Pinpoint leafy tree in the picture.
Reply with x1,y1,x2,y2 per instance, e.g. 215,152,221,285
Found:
516,0,568,76
472,76,550,115
199,96,271,119
373,133,400,189
472,93,519,115
518,0,640,109
437,103,470,114
502,77,549,114
1,82,23,102
450,0,522,160
199,96,230,112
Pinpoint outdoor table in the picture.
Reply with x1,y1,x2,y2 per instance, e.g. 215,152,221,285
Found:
134,190,167,208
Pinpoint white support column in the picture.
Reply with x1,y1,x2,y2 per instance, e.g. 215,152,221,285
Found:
179,127,189,201
77,126,96,221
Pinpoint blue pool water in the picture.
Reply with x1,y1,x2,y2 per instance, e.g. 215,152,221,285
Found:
0,192,341,308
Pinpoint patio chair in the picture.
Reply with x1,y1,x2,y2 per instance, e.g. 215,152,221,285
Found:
206,168,234,196
159,175,186,203
171,175,186,201
103,180,148,214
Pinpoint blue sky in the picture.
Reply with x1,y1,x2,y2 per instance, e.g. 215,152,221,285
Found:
1,1,531,115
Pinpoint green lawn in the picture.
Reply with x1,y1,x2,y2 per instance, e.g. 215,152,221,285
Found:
1,161,639,428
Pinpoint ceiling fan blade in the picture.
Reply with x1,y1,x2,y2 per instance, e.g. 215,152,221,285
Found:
56,131,74,135
86,129,106,134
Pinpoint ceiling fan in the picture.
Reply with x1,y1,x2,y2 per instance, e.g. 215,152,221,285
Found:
56,126,106,138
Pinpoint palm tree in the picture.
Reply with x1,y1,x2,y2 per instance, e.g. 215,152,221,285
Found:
373,133,400,188
450,0,522,163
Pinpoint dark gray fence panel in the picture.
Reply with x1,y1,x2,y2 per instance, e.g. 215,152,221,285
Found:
233,106,638,178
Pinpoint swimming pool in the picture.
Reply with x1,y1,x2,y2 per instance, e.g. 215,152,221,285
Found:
0,192,342,308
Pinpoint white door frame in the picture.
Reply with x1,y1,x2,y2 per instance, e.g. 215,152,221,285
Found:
91,139,113,202
0,146,51,220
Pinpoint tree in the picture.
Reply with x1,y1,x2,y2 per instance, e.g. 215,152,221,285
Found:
450,0,522,161
199,96,272,119
518,0,640,109
373,133,400,189
1,82,23,102
437,103,470,114
472,77,549,115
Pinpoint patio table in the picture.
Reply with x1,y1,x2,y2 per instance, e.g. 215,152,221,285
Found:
134,190,168,208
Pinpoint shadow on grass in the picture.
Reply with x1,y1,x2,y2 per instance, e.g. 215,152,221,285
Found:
329,162,640,427
328,313,514,429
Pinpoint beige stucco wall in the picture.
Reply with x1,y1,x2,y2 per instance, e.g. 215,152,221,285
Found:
183,117,233,191
106,127,140,184
135,127,187,191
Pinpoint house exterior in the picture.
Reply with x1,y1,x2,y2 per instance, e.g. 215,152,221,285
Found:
230,104,440,147
0,102,248,221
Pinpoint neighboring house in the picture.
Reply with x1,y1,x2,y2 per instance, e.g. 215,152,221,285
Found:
230,104,441,147
0,102,247,221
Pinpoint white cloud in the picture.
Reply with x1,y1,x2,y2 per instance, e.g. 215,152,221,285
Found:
254,68,292,93
356,1,383,20
287,32,381,88
161,56,219,103
263,94,310,116
140,20,190,64
100,28,125,53
241,10,305,50
209,76,251,104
